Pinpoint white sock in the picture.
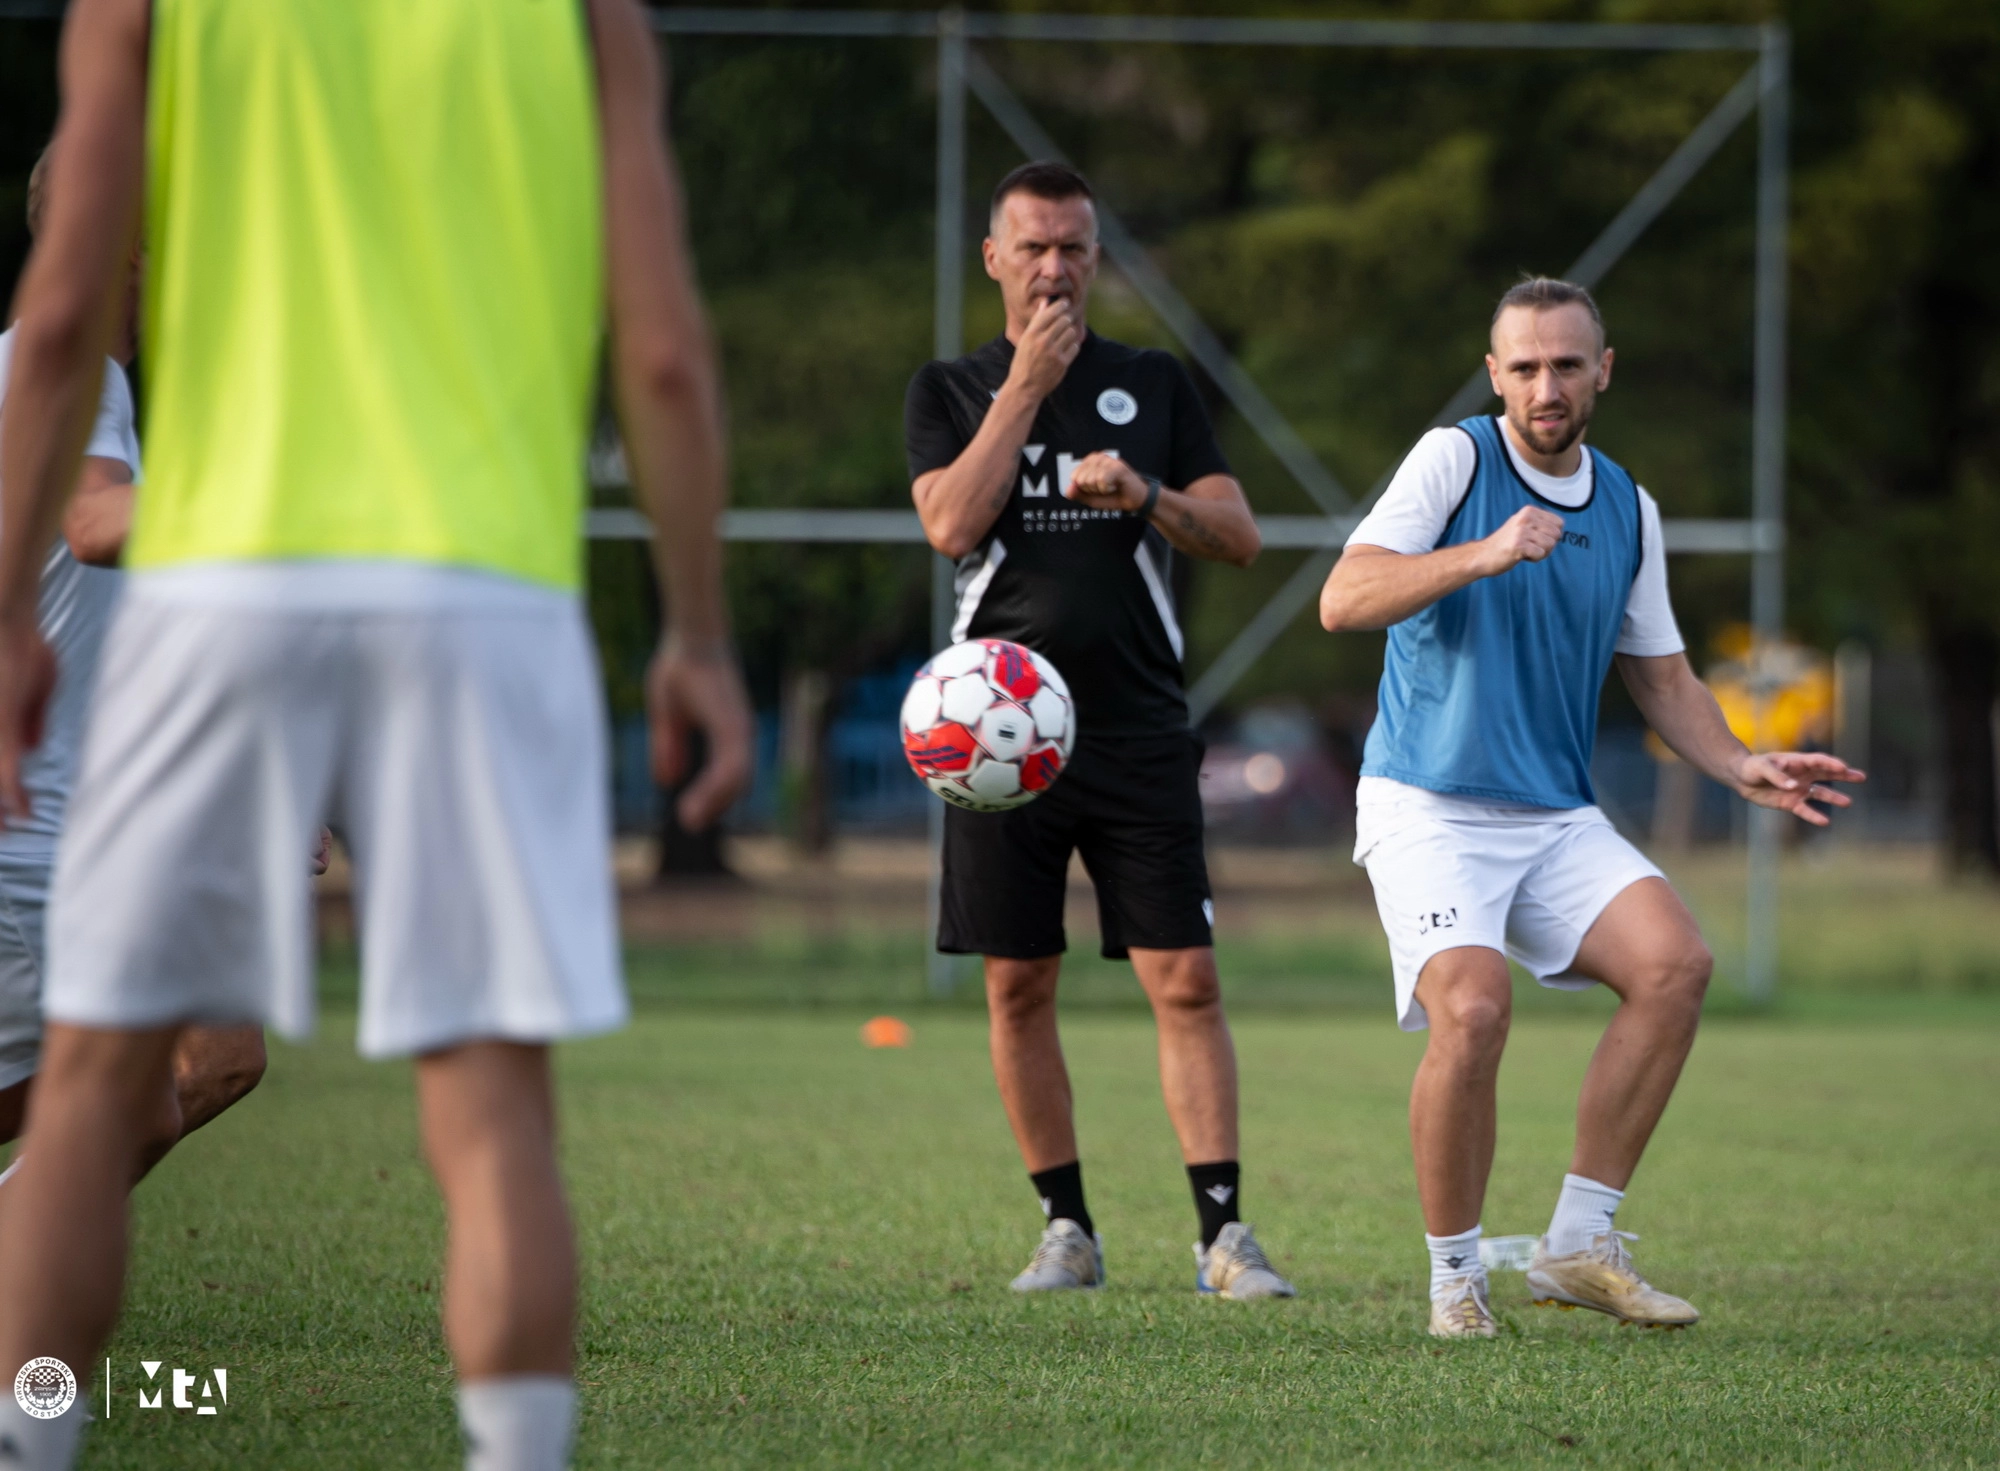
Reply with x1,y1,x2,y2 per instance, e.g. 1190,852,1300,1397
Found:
0,1394,87,1470
457,1376,576,1471
0,1153,20,1190
1546,1173,1624,1256
1425,1225,1484,1299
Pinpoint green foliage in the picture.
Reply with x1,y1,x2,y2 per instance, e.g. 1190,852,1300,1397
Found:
86,1000,2000,1466
0,17,58,298
4,1,1995,765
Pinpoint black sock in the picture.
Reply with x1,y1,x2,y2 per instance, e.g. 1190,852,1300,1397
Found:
1187,1160,1241,1249
1029,1161,1093,1238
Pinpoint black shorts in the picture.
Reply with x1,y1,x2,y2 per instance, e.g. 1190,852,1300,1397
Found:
939,731,1213,960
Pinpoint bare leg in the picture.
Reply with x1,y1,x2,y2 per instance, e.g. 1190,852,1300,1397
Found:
1128,946,1237,1163
417,1041,574,1378
125,1023,269,1181
983,956,1075,1172
0,1023,180,1381
2,1024,264,1190
1563,878,1712,1188
170,1024,267,1138
1409,947,1513,1236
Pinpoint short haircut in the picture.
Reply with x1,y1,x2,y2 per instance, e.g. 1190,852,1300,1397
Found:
989,160,1094,232
1492,276,1605,346
25,142,53,237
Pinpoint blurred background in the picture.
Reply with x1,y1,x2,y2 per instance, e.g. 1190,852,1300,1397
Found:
2,0,1994,1012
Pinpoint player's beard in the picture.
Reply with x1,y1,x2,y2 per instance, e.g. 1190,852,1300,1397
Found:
1509,391,1595,458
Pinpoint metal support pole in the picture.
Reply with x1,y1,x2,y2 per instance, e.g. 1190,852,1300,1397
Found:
1745,25,1790,1004
927,11,968,998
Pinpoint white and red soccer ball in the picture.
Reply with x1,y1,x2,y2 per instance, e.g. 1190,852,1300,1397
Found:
901,639,1076,812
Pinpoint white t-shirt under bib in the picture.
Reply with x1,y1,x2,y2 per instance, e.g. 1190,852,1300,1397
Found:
1347,424,1685,658
0,327,139,853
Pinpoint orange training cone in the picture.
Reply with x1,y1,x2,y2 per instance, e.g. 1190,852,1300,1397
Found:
860,1016,912,1048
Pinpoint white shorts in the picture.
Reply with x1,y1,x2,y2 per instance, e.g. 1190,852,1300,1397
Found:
0,850,51,1092
45,567,627,1059
1354,778,1663,1032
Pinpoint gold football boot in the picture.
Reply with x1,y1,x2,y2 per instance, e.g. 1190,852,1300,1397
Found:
1527,1231,1699,1328
1428,1273,1498,1338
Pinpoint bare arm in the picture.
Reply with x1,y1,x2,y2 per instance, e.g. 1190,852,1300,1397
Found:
0,0,149,816
63,456,135,567
1319,505,1563,632
1618,651,1865,826
912,298,1079,559
590,0,754,830
1063,457,1260,567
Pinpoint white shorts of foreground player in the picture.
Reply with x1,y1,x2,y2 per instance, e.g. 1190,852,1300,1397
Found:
1354,776,1663,1032
43,564,626,1059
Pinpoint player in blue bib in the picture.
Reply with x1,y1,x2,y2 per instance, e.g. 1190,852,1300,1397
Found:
1321,278,1864,1337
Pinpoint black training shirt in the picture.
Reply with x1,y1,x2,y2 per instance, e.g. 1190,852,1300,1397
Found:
904,332,1232,735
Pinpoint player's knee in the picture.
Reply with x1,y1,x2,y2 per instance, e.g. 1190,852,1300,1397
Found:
984,960,1059,1023
175,1028,268,1117
1650,940,1712,1016
1429,986,1511,1056
214,1038,268,1106
1145,958,1220,1014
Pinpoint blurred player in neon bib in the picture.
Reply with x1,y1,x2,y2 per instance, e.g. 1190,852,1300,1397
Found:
0,3,752,1466
1320,278,1863,1337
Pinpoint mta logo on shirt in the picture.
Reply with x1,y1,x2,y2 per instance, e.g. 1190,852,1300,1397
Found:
1417,907,1459,936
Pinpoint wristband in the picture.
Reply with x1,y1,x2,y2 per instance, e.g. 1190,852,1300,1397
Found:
1137,476,1162,522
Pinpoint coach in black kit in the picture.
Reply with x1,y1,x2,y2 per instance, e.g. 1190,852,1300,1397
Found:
905,162,1294,1299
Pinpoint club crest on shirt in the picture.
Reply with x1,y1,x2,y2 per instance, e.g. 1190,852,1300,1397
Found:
1096,387,1137,425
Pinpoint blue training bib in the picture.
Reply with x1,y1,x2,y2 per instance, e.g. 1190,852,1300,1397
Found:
1360,416,1644,809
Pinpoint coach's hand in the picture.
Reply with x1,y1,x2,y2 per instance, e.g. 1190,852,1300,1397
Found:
1733,750,1867,827
1007,296,1083,402
0,618,54,825
1065,452,1144,509
647,637,755,831
1478,505,1564,575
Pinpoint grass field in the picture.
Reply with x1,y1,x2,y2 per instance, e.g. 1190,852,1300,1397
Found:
610,843,2000,1012
68,982,2000,1467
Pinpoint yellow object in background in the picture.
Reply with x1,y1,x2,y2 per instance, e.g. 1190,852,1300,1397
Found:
1650,625,1834,760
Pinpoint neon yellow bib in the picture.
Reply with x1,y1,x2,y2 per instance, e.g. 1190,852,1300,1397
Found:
134,0,604,591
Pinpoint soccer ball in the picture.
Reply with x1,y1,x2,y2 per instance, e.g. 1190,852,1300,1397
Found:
901,639,1076,812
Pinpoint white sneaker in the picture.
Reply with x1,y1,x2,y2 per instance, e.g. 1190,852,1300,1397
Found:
1194,1221,1296,1300
1010,1218,1104,1291
1428,1273,1497,1338
1527,1231,1700,1328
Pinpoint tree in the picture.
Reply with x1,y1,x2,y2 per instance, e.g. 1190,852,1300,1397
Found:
1788,0,2000,872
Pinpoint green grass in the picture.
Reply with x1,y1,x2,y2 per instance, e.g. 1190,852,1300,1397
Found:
601,844,2000,1014
74,997,2000,1468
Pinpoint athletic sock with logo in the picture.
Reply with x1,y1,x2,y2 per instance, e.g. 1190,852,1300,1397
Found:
1028,1161,1093,1239
1545,1173,1624,1257
1425,1225,1484,1299
1186,1161,1241,1250
457,1376,576,1471
0,1393,85,1470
